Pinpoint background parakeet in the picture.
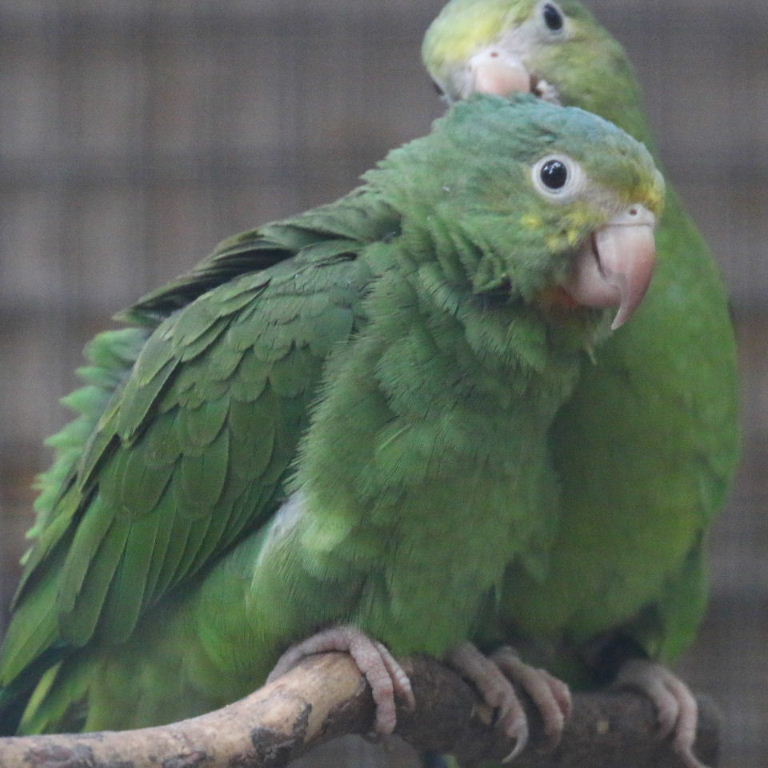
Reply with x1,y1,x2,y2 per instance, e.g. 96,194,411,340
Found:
423,1,740,764
0,95,664,753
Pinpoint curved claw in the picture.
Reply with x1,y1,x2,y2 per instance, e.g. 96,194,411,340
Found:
447,643,529,760
613,659,707,768
491,646,572,751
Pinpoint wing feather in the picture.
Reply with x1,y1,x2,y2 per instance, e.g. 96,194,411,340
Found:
1,191,390,699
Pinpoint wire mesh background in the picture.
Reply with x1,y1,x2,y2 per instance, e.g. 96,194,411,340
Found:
0,1,765,765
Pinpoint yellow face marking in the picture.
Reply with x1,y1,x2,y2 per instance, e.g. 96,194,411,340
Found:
426,5,510,68
425,0,543,72
638,176,665,216
543,206,594,253
520,213,543,229
545,233,563,252
566,227,581,248
565,207,593,237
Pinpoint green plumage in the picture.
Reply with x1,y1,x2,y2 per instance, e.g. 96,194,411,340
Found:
424,0,740,685
0,95,664,734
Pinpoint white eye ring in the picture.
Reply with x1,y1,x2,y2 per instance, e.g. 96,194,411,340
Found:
531,154,585,202
540,2,566,35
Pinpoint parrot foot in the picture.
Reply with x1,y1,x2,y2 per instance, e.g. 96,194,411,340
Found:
490,645,572,750
267,625,416,734
612,659,707,768
448,644,571,760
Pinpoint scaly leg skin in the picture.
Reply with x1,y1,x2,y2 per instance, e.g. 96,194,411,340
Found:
612,658,706,768
447,643,572,762
267,625,416,734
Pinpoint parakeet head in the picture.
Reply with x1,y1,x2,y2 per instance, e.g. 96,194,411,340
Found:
368,95,664,329
422,0,652,148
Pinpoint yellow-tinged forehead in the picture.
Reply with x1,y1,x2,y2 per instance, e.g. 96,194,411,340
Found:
640,174,665,214
603,165,666,217
424,0,530,67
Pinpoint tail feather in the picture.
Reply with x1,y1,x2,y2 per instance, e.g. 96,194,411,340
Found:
0,648,68,735
1,327,149,734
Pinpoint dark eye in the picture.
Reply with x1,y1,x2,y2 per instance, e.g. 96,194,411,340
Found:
543,3,564,31
532,154,584,200
540,159,567,189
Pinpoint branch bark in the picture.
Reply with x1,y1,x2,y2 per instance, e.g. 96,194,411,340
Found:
0,653,719,768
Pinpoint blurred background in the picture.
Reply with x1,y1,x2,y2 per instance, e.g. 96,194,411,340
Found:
0,1,765,765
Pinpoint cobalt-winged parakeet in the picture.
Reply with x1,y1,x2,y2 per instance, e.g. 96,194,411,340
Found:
423,1,740,765
0,95,664,753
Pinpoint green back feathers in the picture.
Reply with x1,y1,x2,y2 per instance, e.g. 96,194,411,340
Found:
0,187,399,716
123,191,401,323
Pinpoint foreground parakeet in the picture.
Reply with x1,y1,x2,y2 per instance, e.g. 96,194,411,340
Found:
0,95,664,746
423,0,740,763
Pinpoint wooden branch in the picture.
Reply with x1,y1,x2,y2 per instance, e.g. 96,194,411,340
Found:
0,653,719,768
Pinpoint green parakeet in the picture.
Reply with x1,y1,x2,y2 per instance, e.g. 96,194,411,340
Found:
0,95,665,749
423,0,739,763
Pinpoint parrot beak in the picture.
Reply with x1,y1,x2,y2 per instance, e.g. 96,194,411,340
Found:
563,205,657,330
465,48,532,98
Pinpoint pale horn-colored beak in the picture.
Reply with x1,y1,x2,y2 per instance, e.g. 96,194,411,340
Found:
465,48,531,98
563,205,657,330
